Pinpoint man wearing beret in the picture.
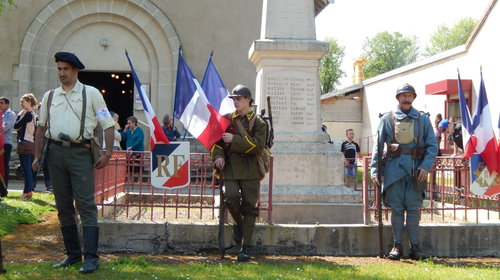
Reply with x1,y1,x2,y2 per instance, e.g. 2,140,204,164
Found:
33,52,115,274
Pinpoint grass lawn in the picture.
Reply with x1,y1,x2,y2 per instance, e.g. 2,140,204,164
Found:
0,192,56,236
0,257,498,280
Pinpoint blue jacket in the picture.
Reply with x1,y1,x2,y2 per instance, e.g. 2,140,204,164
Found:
371,106,438,192
122,127,145,151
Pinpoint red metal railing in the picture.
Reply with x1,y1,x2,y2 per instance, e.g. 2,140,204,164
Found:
361,156,500,224
93,151,273,223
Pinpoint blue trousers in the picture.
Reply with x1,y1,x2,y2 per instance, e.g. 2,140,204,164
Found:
19,154,35,194
384,173,423,245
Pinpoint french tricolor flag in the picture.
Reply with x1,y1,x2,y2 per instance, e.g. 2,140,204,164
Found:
174,51,230,150
125,51,170,150
201,54,235,116
471,72,498,175
457,73,475,158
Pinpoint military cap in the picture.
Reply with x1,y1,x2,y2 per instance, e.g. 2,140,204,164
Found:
396,83,416,98
54,52,85,70
230,84,253,100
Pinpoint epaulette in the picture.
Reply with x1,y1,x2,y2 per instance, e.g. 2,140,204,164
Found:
419,111,430,117
378,111,391,119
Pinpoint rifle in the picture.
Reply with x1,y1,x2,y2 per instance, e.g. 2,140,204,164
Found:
266,96,274,148
0,236,6,274
34,137,49,180
217,178,225,259
376,130,384,258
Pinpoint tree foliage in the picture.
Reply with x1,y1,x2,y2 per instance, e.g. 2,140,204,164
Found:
0,0,14,15
361,32,419,79
319,38,345,94
424,18,477,57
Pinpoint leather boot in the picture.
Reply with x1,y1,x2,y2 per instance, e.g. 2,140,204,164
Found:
388,243,403,260
409,244,427,260
237,245,251,262
79,226,99,274
52,225,82,268
232,223,243,245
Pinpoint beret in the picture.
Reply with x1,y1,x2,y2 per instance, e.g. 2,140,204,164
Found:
54,52,85,70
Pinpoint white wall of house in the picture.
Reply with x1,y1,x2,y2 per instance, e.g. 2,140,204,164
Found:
359,1,499,141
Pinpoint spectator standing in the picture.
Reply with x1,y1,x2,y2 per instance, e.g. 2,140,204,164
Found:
14,93,38,199
433,113,443,156
0,97,15,197
341,129,360,188
105,111,122,150
122,116,145,178
438,119,463,155
162,114,180,141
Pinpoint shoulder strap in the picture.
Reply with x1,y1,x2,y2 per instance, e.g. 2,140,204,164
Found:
77,86,87,140
46,90,55,139
235,118,249,137
416,112,421,147
391,111,396,143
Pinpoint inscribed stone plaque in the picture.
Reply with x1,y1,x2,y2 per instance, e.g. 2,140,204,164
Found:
263,70,318,133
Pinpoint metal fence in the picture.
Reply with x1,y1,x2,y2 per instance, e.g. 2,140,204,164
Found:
93,151,273,223
361,156,500,224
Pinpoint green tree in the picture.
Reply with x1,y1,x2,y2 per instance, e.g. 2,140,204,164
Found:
319,38,345,94
424,18,477,57
0,0,14,15
361,32,419,79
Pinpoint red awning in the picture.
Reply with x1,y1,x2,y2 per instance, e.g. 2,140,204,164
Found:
425,79,472,95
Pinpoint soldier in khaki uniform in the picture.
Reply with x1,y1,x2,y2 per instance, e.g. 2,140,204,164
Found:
33,52,115,274
211,85,267,262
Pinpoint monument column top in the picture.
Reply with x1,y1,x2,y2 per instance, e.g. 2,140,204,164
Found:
261,0,316,40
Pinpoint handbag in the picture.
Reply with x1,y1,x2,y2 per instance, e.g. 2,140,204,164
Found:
17,141,35,155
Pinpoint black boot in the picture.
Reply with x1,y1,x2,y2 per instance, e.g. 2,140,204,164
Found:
79,226,99,274
52,225,82,268
388,243,403,260
232,223,243,245
237,245,251,262
409,244,427,260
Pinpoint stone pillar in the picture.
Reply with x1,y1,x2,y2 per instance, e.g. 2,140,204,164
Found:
249,0,361,224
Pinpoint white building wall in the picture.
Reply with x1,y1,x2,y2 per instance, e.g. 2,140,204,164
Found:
360,1,499,142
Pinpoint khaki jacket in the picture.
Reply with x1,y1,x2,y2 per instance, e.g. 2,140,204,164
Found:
211,110,267,180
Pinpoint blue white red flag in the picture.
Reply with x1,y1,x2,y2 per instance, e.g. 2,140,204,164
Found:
201,54,235,115
125,51,170,150
471,72,498,174
457,73,475,158
174,51,230,150
463,71,500,197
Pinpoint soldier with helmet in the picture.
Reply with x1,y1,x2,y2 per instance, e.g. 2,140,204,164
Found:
371,83,438,260
211,84,267,262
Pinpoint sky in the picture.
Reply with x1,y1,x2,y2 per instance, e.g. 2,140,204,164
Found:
315,0,492,88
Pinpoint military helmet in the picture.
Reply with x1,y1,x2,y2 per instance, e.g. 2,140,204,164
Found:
230,84,253,99
396,83,417,98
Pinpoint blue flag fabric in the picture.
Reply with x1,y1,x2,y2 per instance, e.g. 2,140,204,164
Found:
201,55,235,115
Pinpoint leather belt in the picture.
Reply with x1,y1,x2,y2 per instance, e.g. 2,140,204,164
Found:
50,139,91,148
399,147,415,154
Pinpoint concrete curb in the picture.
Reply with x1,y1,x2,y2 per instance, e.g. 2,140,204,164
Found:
98,221,500,257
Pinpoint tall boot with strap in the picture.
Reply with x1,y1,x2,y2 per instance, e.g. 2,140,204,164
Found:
79,226,99,274
52,225,82,268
